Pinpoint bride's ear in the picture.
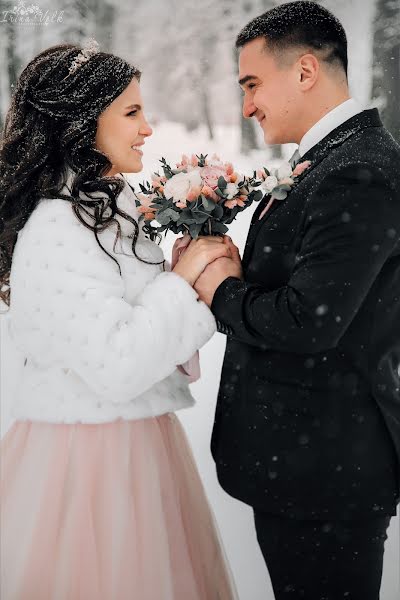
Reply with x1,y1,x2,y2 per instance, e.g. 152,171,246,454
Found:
298,54,319,91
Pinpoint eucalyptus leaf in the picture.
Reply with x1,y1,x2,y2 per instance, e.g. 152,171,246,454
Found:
274,183,292,192
177,216,198,226
211,221,229,234
154,213,170,225
251,190,263,202
271,188,288,201
212,203,224,219
165,208,180,222
156,208,180,225
202,196,216,211
192,211,211,224
189,223,203,239
218,176,227,190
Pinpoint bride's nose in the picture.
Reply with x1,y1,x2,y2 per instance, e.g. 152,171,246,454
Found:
141,118,153,137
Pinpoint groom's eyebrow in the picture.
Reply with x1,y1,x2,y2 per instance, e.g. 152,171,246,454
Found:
238,75,257,87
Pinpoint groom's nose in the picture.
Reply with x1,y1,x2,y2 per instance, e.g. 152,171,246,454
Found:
242,95,257,119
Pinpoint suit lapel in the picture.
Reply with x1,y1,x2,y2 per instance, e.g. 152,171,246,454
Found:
242,109,383,270
242,195,284,267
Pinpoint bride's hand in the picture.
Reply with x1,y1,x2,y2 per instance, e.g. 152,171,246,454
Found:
173,236,231,287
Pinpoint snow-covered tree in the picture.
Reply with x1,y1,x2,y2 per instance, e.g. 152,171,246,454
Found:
61,0,115,50
372,0,400,141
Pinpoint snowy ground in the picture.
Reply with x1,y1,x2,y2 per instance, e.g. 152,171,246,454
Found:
1,121,399,599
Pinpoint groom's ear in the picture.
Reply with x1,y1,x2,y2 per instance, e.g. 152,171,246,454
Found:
297,54,319,91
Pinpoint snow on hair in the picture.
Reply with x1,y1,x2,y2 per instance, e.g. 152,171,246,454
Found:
236,1,348,75
0,43,161,307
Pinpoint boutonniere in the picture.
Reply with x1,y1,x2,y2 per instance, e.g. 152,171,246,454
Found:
257,160,311,220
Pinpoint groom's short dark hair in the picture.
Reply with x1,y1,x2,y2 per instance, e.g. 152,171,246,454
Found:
236,1,348,76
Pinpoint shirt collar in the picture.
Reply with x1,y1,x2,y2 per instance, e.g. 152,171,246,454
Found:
299,98,363,157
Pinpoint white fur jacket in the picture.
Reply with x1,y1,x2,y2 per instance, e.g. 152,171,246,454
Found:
7,177,216,424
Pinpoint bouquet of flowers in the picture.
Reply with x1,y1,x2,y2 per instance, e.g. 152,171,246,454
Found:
134,153,264,239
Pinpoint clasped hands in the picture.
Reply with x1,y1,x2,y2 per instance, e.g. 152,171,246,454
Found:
172,235,243,307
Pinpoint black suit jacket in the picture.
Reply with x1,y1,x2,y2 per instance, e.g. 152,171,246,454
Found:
211,109,400,520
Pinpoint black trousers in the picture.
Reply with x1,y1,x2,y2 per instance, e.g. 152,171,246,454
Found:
254,510,392,600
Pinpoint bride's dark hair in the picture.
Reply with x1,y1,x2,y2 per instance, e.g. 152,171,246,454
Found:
0,43,160,307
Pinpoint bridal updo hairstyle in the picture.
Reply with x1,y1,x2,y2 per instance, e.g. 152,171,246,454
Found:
0,43,157,307
236,0,348,77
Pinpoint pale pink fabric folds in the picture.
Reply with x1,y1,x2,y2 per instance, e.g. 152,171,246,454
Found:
0,416,238,600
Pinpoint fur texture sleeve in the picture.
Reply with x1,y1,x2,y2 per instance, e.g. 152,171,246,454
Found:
10,200,216,402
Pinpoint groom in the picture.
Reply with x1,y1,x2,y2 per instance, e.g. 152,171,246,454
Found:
194,2,400,598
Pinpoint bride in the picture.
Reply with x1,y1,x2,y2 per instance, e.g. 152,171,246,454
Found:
0,41,238,600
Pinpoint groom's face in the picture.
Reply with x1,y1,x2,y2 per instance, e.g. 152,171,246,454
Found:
239,38,301,145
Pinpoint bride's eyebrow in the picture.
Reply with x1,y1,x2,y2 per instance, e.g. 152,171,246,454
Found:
126,104,141,110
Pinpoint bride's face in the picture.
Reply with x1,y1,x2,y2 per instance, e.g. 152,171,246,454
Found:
95,77,152,176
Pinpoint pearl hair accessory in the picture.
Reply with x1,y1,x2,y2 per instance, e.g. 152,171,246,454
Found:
68,39,100,75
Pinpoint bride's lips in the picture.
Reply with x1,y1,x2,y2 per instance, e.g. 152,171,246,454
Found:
131,143,144,156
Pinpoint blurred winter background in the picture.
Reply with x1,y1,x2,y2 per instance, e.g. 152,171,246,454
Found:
0,0,399,598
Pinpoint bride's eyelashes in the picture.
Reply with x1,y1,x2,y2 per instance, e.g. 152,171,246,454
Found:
127,109,138,117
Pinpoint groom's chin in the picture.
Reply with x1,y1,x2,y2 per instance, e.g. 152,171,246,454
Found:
263,129,289,146
263,131,281,145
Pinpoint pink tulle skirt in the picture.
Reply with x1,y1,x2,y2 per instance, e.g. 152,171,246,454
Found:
1,414,238,600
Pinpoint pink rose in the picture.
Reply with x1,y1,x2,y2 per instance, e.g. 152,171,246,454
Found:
224,195,247,209
292,160,311,178
201,185,219,202
257,168,269,180
136,194,157,221
201,165,229,189
137,193,157,220
226,162,234,176
187,185,202,201
151,174,162,187
136,193,156,209
279,177,294,186
176,154,189,169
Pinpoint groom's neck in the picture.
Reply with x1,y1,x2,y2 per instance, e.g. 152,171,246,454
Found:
294,80,351,145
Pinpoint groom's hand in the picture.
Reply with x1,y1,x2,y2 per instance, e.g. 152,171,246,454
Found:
194,237,243,307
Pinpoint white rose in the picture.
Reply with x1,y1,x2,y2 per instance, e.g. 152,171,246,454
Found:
261,175,278,194
277,161,293,180
163,170,202,203
225,182,239,199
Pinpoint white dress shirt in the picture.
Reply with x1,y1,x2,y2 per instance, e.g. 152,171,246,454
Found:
299,98,363,157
